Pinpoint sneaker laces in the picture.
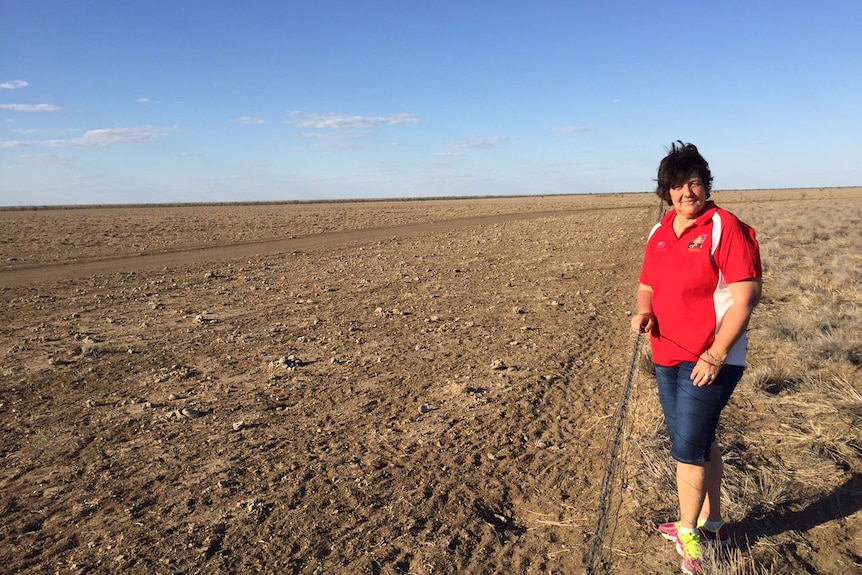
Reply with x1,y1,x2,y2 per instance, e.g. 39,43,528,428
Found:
678,530,702,559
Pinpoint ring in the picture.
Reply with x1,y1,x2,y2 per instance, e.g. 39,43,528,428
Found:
706,374,713,381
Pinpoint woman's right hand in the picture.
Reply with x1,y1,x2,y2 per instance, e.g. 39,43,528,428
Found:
631,312,654,335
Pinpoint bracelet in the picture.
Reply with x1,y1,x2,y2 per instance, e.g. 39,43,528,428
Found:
702,350,724,367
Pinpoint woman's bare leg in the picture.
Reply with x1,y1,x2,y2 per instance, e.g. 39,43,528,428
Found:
700,441,723,522
676,461,706,529
678,441,723,528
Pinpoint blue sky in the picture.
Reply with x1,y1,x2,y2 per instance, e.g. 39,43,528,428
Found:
2,1,860,206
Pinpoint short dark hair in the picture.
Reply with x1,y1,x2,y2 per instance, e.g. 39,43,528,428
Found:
655,141,713,204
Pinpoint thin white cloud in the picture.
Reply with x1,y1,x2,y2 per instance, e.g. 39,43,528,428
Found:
447,136,510,150
315,142,364,152
236,116,266,125
19,153,73,165
0,80,29,90
553,125,593,134
286,112,421,129
137,97,154,104
290,141,365,154
0,140,29,149
0,103,62,112
431,151,465,168
43,126,174,148
299,131,368,140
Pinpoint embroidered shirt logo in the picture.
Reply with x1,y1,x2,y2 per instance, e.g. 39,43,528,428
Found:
688,234,707,252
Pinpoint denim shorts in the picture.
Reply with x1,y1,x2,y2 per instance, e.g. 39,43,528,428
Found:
654,362,744,464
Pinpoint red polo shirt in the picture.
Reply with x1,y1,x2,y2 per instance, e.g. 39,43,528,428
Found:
639,201,761,367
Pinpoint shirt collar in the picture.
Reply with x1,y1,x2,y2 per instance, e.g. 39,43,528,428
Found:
695,201,718,225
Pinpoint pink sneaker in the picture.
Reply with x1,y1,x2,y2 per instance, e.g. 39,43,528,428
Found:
699,520,730,546
659,521,681,542
658,520,730,546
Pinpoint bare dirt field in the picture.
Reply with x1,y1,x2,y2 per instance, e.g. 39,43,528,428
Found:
2,189,860,574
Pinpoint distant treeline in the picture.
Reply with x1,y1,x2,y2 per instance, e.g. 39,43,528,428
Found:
0,187,852,212
0,192,615,211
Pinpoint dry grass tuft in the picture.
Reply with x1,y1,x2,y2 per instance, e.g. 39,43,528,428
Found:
742,363,804,395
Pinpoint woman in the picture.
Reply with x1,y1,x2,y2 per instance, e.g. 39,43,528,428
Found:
631,142,762,574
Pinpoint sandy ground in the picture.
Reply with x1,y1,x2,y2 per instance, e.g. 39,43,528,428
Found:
1,190,858,574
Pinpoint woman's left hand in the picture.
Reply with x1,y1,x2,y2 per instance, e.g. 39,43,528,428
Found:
690,280,760,387
691,357,720,386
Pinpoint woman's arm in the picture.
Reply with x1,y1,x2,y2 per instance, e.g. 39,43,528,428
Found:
691,278,762,386
631,283,655,334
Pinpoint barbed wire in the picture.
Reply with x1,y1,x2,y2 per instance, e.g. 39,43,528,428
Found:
584,198,664,574
583,333,643,575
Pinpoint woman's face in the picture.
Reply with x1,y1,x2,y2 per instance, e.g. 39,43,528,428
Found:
670,173,707,220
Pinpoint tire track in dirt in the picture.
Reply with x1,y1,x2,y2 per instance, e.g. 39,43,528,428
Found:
0,207,636,288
